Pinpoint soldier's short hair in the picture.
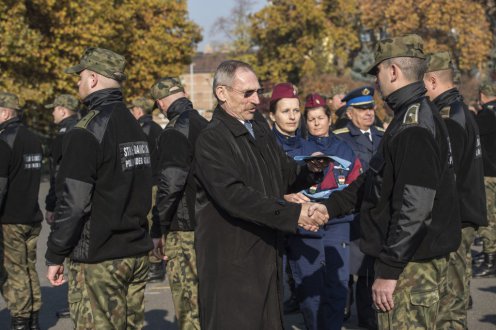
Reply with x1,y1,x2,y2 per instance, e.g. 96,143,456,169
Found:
213,60,256,101
382,57,428,82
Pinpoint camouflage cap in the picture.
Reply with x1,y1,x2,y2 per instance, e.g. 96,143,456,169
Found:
127,97,155,113
367,34,426,75
65,47,127,81
45,94,79,111
150,77,184,100
480,80,496,97
426,51,452,73
0,92,20,110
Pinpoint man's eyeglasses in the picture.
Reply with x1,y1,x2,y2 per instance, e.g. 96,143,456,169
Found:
223,86,264,98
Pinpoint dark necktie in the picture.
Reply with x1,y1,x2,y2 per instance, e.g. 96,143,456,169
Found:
364,132,372,142
244,121,255,139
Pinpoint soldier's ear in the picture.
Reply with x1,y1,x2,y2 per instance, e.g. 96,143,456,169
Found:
216,86,227,103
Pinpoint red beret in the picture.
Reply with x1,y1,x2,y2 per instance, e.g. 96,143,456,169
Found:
305,93,326,109
270,83,298,103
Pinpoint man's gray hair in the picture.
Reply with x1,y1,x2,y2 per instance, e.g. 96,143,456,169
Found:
383,57,428,82
213,60,256,100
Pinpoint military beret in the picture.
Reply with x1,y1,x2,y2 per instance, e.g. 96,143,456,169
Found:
480,80,496,97
127,97,155,113
270,83,298,104
150,77,184,100
45,94,79,111
367,34,426,75
342,86,375,109
0,92,21,110
305,93,326,109
65,47,127,82
426,51,453,73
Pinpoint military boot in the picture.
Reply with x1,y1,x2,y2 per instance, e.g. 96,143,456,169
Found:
147,261,165,283
473,252,496,278
10,316,30,330
29,311,40,330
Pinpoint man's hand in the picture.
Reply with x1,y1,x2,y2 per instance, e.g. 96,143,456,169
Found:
297,203,329,232
284,192,311,204
45,211,55,225
306,152,331,173
308,203,329,219
47,264,65,286
152,238,168,261
372,278,397,312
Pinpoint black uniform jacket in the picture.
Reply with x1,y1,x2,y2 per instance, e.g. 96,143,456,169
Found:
46,88,153,265
475,100,496,177
325,82,461,279
45,115,79,212
151,97,207,237
138,114,162,184
432,88,486,228
0,117,43,224
194,106,320,330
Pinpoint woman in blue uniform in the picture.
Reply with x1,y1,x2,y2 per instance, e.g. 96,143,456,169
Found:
287,93,362,330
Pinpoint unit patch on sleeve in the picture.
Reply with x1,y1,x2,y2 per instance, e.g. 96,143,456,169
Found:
24,153,42,170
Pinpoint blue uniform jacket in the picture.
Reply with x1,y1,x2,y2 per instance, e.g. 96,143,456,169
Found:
333,122,384,171
272,126,305,158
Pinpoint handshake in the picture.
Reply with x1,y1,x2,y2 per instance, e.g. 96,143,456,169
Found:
297,203,329,232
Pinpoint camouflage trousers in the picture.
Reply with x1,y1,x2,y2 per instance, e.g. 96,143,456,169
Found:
437,227,476,329
164,231,200,330
148,185,162,264
377,257,448,330
479,177,496,253
0,223,42,318
68,255,149,329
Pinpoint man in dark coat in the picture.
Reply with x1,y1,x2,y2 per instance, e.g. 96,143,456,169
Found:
194,60,329,330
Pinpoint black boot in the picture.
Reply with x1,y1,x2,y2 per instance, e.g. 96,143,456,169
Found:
29,311,40,330
472,252,486,267
148,261,165,283
56,307,70,318
473,252,496,278
10,316,30,330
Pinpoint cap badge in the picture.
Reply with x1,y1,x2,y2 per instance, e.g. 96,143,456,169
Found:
362,88,370,95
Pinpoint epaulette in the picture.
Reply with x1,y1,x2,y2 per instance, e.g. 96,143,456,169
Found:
402,103,420,125
439,106,451,119
333,127,350,134
75,110,100,129
374,126,385,132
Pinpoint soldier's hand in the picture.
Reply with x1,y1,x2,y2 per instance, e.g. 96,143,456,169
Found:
152,238,168,261
45,211,55,225
47,265,65,286
372,278,397,312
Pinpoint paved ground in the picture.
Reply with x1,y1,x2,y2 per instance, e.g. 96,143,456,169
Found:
0,181,495,329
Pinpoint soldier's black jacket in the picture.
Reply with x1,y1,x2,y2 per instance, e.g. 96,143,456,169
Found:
324,82,461,279
150,97,208,238
475,100,496,177
138,114,162,185
432,88,486,228
46,88,153,265
0,117,43,224
45,115,79,212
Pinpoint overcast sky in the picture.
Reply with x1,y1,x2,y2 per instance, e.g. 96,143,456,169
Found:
188,0,266,52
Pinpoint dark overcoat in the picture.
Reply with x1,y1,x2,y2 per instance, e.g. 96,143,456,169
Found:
194,106,317,330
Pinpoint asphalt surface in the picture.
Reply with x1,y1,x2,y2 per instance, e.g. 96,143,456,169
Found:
0,181,495,329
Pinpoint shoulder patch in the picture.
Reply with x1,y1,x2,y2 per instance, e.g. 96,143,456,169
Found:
333,127,350,134
374,126,385,132
439,106,451,119
403,103,420,125
76,110,100,129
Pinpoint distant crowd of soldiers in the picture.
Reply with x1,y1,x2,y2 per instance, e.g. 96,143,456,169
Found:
0,33,495,330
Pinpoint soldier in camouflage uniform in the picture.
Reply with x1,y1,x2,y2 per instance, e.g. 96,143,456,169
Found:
150,77,207,330
0,92,44,329
424,52,487,329
45,47,153,329
128,97,165,282
317,34,460,330
474,80,496,278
